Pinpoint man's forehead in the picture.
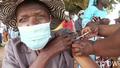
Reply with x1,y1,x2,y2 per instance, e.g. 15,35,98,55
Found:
16,4,49,16
18,10,47,17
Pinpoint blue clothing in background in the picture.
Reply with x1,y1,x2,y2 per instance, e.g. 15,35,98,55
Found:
82,6,107,28
88,0,95,7
10,31,19,39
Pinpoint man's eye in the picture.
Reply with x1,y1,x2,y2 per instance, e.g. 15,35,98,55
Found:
19,18,28,23
37,16,45,19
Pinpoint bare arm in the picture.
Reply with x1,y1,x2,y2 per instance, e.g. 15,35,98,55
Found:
93,28,120,57
81,24,120,39
74,56,99,68
73,27,120,57
98,24,120,37
72,43,99,68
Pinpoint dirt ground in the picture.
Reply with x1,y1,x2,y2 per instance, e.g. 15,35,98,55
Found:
0,47,4,68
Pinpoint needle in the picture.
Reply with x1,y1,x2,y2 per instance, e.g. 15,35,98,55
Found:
76,32,90,40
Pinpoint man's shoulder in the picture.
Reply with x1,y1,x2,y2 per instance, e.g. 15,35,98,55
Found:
5,38,22,51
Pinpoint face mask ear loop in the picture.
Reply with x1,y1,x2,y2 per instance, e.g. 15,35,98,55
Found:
49,15,53,23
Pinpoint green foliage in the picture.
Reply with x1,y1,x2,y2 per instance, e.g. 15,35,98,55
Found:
63,0,88,14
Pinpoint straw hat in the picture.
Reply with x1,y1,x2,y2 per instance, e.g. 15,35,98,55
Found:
0,0,66,30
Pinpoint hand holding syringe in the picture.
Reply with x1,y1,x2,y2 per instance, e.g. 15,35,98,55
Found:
76,31,90,40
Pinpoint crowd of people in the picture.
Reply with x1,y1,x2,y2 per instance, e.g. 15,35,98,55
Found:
0,0,120,68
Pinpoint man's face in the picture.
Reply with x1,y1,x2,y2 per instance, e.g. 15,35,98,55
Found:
16,4,50,27
101,0,110,8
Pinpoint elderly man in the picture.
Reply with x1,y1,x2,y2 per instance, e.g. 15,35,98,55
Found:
1,0,74,68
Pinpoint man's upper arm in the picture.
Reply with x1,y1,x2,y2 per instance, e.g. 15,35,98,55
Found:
2,41,20,68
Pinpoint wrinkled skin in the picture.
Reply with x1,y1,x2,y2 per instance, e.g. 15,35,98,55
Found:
81,17,110,39
72,40,94,56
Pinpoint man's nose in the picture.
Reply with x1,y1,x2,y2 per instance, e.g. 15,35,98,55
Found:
29,17,39,25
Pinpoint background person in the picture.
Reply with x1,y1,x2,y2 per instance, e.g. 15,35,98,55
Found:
82,0,110,28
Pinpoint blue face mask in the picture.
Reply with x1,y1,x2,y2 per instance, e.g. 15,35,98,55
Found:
18,22,51,50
